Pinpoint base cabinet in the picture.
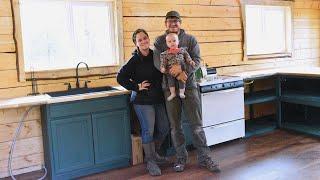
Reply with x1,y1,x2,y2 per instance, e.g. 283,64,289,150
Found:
92,110,130,164
51,115,94,174
41,95,131,180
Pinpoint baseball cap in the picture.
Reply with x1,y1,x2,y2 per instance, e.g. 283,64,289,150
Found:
165,11,181,20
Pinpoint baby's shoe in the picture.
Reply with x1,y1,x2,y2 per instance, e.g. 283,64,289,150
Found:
167,93,176,101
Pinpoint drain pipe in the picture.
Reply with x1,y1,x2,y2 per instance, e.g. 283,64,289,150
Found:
8,106,47,180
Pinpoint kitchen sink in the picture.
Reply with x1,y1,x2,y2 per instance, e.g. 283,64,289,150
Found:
47,86,117,97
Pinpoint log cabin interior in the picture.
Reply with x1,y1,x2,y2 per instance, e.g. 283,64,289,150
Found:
1,0,320,179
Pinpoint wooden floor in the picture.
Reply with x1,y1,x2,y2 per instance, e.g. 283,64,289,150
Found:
5,130,320,180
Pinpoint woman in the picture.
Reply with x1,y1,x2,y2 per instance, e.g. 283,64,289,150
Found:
117,29,170,176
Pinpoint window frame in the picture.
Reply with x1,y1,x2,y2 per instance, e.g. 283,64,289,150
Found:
240,0,293,61
13,0,124,82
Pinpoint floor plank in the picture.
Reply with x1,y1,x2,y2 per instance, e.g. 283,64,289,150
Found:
4,130,320,180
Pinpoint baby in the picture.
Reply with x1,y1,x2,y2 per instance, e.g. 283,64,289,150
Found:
160,33,195,101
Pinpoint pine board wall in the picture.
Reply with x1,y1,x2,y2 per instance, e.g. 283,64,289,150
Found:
0,0,320,177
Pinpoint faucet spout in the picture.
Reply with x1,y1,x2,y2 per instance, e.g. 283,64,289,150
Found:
76,62,90,88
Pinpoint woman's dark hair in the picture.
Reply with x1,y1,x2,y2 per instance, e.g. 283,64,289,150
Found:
132,29,149,45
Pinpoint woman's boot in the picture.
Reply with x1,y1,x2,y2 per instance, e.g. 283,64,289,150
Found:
142,143,161,176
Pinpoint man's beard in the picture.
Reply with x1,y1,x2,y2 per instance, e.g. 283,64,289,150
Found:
169,28,180,34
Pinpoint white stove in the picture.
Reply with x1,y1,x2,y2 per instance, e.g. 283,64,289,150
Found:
198,74,245,146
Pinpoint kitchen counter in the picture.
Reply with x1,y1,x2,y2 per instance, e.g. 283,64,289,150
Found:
225,67,320,80
0,86,129,109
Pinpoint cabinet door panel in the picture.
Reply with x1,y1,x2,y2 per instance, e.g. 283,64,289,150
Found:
51,114,94,174
92,109,130,164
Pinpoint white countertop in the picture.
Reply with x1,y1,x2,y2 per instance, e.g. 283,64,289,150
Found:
0,94,51,109
46,88,129,104
224,67,320,80
0,86,130,110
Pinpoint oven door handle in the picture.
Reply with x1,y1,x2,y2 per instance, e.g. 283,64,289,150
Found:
214,87,244,93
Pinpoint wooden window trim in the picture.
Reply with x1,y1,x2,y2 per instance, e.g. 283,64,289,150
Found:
240,0,294,61
12,0,124,81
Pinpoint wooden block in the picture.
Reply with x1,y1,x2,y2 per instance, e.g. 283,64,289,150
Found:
124,30,242,46
203,53,243,67
0,53,16,71
211,0,239,6
123,0,198,5
0,35,15,52
0,81,27,89
123,3,240,17
294,19,320,29
0,120,42,143
0,17,12,35
200,42,242,56
123,17,241,31
124,46,140,60
0,0,12,17
192,30,242,43
0,69,18,84
294,28,320,39
294,8,320,19
0,153,43,178
294,38,320,49
1,106,40,125
131,134,143,165
0,164,42,178
125,41,242,60
294,48,320,60
294,1,318,9
0,136,43,161
199,0,211,5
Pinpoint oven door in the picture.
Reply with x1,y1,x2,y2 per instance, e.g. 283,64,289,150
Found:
201,87,244,127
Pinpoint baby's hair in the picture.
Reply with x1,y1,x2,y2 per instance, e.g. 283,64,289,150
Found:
132,29,149,45
166,33,178,40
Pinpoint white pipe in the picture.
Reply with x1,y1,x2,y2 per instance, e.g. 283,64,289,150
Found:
8,106,47,180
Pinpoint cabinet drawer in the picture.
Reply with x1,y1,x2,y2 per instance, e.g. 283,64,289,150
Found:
48,95,128,118
203,119,245,146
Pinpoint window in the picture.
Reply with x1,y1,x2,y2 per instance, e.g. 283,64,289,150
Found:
241,0,292,60
17,0,123,73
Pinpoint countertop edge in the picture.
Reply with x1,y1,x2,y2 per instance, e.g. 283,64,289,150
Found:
0,88,130,110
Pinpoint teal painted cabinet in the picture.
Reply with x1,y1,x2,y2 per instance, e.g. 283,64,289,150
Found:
41,95,131,180
92,110,130,164
51,115,94,174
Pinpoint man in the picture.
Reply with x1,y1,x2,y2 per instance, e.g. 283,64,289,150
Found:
153,11,220,173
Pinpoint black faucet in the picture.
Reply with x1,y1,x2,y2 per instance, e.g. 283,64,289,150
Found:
76,62,89,88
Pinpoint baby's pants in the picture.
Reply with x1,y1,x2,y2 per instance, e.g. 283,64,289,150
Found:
167,75,185,90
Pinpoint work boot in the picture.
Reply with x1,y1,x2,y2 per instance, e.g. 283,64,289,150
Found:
199,157,221,173
173,158,187,172
146,160,161,176
142,143,161,176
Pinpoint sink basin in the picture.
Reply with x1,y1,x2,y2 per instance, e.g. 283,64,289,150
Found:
47,86,117,97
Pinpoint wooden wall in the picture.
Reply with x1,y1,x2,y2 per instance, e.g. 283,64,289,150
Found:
122,0,320,74
0,0,320,177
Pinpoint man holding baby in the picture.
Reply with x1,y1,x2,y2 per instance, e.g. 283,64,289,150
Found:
153,11,221,173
